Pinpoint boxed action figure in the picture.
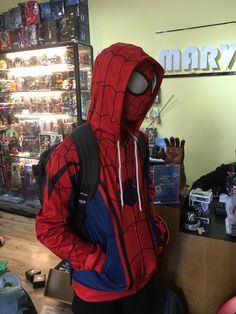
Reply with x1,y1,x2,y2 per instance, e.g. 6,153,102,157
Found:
0,15,5,30
65,0,88,6
18,2,27,27
9,7,23,29
0,31,12,50
28,24,38,46
59,4,90,43
40,2,52,20
39,133,63,152
25,1,41,26
42,19,59,44
11,29,22,49
51,1,65,20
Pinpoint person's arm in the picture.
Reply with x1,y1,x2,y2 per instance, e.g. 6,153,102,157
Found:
35,139,105,273
149,203,169,254
192,164,229,192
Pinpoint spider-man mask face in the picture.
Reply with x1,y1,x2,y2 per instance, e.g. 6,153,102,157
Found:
123,61,157,123
88,43,164,140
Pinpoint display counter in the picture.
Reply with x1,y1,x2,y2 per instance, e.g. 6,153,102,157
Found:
180,205,236,243
154,205,236,314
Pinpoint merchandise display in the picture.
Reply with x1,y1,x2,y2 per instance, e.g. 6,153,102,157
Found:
0,42,92,215
181,189,213,233
0,1,90,50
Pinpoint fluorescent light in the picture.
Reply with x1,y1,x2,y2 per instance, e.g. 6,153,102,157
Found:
9,64,71,77
14,112,71,121
6,47,68,60
10,91,63,98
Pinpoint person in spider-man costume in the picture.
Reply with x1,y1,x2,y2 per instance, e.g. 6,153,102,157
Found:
36,43,169,314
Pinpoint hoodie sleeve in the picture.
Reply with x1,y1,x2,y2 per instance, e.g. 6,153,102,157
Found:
35,138,105,273
149,201,169,255
140,131,169,254
192,163,229,192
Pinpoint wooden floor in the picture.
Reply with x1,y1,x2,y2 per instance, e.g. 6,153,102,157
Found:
0,211,73,313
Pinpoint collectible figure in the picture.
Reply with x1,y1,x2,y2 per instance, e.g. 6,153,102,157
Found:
11,162,23,191
40,2,51,20
225,173,236,236
0,31,12,50
11,29,22,49
9,7,23,29
23,163,37,198
17,77,26,91
51,1,65,20
42,19,58,44
28,24,38,46
25,1,41,26
21,27,30,48
0,14,5,30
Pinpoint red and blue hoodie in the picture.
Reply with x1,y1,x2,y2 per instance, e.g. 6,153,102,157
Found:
35,42,168,302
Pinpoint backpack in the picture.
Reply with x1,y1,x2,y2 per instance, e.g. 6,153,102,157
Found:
155,288,188,314
33,121,149,233
33,121,99,233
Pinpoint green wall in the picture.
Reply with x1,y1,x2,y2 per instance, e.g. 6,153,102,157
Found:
89,0,236,185
1,0,236,185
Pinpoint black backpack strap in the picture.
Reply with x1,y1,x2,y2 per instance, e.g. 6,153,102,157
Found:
48,162,76,199
70,122,100,205
138,132,149,173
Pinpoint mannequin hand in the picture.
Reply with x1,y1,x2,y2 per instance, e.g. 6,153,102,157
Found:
160,137,185,165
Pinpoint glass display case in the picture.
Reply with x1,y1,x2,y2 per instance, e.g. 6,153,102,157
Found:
0,42,93,216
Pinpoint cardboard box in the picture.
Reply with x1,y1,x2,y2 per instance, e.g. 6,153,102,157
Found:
33,273,46,289
25,267,41,282
44,268,73,304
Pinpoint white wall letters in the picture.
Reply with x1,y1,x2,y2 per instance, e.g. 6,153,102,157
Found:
182,47,199,70
159,43,236,72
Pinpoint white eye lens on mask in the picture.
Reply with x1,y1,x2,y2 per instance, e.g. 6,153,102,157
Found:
127,71,149,95
127,70,157,95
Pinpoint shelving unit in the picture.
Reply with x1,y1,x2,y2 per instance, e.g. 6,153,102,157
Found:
0,42,93,216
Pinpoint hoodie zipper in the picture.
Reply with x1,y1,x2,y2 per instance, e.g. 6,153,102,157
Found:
100,179,133,290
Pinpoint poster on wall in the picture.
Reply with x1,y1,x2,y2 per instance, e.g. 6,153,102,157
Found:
153,164,180,203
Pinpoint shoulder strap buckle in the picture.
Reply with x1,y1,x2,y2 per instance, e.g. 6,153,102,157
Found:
78,192,89,204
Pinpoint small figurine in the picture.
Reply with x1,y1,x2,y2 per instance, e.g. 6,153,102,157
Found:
225,195,236,235
225,173,236,236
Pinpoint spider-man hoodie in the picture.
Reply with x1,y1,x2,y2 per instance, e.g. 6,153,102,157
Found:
36,43,168,302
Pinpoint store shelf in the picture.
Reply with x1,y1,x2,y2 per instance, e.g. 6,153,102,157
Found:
8,90,77,94
10,154,40,160
0,42,93,216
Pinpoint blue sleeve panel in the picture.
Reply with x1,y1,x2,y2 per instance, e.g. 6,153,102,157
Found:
72,191,126,291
